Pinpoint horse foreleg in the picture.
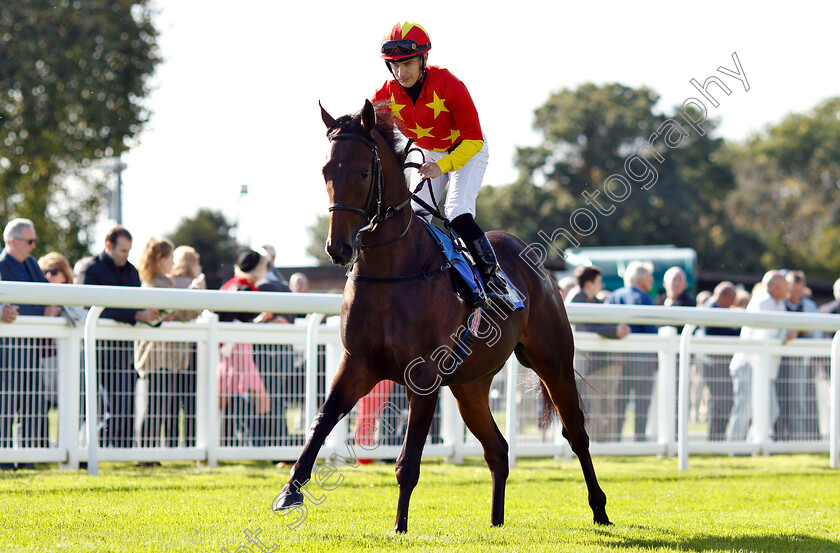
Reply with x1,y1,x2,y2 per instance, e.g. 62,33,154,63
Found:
273,355,375,511
393,387,439,533
451,379,509,527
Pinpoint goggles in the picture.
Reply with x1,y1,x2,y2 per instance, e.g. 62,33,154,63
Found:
381,39,429,56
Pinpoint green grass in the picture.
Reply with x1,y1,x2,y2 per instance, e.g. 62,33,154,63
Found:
2,455,839,552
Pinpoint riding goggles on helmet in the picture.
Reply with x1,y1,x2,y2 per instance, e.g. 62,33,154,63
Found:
381,39,431,57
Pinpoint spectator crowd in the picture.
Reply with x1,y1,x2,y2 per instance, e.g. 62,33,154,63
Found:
563,261,836,445
0,218,311,470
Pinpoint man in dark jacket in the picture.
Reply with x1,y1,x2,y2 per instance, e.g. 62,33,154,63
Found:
76,226,158,448
0,219,61,466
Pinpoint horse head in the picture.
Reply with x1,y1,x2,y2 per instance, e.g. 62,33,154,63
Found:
320,99,393,266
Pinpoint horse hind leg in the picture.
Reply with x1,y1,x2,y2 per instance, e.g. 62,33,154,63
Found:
517,342,613,526
450,378,509,527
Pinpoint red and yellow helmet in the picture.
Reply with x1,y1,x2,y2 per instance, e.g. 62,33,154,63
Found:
380,22,431,61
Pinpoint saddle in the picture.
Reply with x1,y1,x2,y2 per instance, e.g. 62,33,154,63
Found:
419,219,524,311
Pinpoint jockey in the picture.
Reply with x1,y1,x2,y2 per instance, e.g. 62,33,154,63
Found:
372,21,511,306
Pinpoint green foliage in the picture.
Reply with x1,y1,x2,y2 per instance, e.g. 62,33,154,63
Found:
519,82,663,192
727,96,840,278
1,456,838,552
508,82,763,272
168,209,240,289
0,0,160,260
475,179,559,243
306,214,332,265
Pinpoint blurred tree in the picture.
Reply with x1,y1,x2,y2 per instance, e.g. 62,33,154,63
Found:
0,0,160,261
727,96,840,278
306,214,332,265
494,82,762,272
475,179,560,245
169,209,241,289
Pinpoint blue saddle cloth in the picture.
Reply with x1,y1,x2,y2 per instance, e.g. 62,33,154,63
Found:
419,219,524,310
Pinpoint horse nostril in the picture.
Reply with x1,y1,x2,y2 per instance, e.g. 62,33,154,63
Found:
325,241,340,262
325,240,355,265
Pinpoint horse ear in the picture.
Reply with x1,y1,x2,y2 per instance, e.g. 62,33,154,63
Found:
320,101,336,129
361,99,376,133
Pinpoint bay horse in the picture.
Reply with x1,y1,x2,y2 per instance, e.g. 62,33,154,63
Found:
272,99,611,533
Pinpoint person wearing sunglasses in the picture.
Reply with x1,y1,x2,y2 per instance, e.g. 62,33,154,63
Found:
372,21,512,308
0,218,62,466
36,252,77,415
0,219,63,318
38,252,75,285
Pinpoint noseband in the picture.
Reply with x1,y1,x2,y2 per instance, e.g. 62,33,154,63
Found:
327,131,413,247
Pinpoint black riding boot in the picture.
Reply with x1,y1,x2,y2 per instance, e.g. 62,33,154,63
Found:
467,235,511,307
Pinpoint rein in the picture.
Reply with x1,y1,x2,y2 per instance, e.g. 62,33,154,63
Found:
328,130,450,284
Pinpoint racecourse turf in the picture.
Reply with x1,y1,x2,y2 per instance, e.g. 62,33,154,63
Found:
1,454,839,552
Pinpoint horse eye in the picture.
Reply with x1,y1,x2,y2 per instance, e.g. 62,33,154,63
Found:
361,168,371,179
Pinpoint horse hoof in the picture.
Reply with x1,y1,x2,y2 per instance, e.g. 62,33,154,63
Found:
392,524,407,534
593,510,613,526
272,488,304,511
595,518,614,526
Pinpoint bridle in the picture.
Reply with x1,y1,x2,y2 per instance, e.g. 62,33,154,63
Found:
325,128,452,283
327,131,413,249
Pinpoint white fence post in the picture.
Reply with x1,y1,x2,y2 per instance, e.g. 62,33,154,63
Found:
678,324,697,471
505,356,518,469
754,336,773,456
198,312,219,467
441,387,463,464
305,314,326,430
657,327,678,456
831,331,840,469
324,334,346,460
82,306,104,476
58,328,82,470
555,421,572,461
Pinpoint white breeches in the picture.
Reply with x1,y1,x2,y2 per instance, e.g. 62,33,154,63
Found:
409,137,489,221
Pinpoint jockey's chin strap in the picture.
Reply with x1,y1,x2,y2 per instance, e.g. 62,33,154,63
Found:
327,132,412,237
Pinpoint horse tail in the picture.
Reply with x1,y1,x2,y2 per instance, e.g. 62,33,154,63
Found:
539,380,559,428
538,372,587,429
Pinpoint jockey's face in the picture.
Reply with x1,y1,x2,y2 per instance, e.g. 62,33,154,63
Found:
390,56,424,88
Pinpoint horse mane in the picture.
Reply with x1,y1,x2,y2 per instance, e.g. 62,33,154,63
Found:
326,101,409,168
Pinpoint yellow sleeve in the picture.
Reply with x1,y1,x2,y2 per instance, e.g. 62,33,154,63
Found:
434,139,484,174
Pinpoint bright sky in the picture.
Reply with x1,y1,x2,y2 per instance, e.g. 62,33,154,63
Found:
111,1,839,267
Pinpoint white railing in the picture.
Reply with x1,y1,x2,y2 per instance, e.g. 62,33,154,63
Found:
0,281,837,473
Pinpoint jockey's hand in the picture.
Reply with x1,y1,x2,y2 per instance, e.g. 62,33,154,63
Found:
418,162,442,180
